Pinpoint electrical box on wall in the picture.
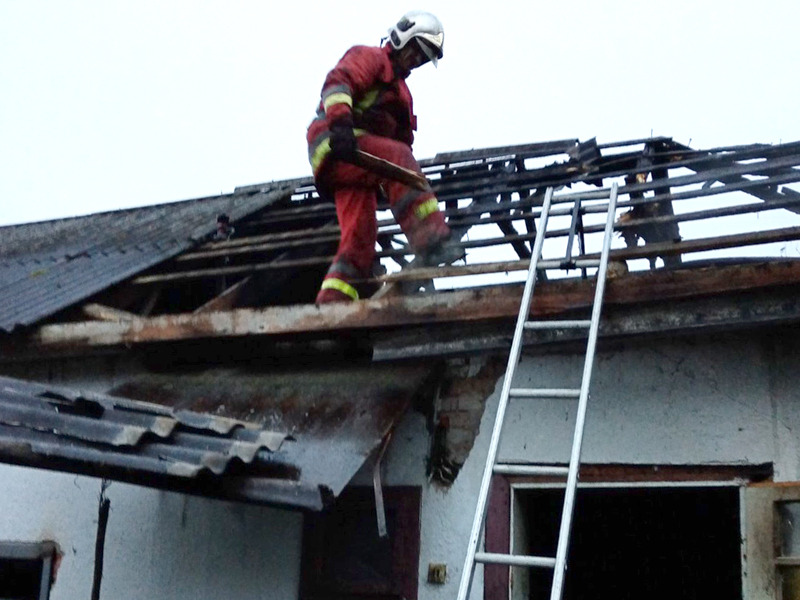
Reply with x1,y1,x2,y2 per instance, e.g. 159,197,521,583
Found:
427,563,447,584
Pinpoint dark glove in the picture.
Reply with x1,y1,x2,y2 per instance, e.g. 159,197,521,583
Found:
329,115,357,162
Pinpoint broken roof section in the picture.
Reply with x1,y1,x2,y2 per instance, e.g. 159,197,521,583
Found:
0,361,431,510
83,137,800,314
0,180,299,332
1,136,800,342
1,136,800,508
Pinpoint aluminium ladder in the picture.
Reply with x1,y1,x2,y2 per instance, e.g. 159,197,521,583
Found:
456,182,620,600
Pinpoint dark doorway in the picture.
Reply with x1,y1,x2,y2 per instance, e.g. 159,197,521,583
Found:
520,486,741,599
300,487,421,600
0,542,56,600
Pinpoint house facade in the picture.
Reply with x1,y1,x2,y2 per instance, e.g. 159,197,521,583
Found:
2,138,800,599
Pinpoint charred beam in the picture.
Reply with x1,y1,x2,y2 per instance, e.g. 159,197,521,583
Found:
371,225,800,283
132,222,800,286
373,286,800,360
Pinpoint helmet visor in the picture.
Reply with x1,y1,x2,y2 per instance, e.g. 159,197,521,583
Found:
415,38,440,67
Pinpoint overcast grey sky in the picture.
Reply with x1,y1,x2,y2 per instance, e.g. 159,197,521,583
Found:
1,0,798,227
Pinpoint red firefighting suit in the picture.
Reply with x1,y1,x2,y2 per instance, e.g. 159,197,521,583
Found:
307,44,450,304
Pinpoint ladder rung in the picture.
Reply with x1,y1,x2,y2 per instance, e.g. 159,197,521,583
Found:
574,259,602,268
474,552,556,569
538,258,602,270
524,320,591,330
509,388,581,399
493,464,569,477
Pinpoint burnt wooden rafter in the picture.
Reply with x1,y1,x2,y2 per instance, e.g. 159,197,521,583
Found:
129,220,800,286
148,144,800,270
52,137,800,322
179,167,800,268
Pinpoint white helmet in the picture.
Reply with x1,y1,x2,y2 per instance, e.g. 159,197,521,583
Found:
387,11,444,67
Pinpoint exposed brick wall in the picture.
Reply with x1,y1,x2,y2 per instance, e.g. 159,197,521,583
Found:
429,356,505,484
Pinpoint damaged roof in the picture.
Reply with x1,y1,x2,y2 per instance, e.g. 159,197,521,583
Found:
2,136,800,507
1,136,799,358
0,181,299,332
0,362,431,510
3,137,800,341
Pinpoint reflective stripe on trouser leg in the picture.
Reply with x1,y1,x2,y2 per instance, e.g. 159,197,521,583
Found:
390,189,447,252
320,277,359,300
320,257,363,300
415,198,440,220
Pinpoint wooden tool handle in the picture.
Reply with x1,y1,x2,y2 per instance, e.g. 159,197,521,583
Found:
352,150,430,191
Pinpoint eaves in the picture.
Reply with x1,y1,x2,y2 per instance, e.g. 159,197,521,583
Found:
2,260,800,361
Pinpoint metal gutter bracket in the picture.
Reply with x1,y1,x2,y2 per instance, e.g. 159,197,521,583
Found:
372,432,392,538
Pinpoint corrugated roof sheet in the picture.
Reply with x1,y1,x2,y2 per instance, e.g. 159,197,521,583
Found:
0,362,431,509
0,375,327,506
110,362,433,499
0,183,295,332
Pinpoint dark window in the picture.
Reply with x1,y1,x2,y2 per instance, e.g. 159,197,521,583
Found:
301,486,421,600
0,542,57,600
518,486,741,600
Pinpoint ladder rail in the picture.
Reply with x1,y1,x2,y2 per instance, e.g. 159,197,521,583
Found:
456,187,555,600
562,197,581,267
549,182,619,600
456,184,619,600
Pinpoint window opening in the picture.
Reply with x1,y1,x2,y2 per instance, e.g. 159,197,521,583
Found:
0,542,57,600
513,486,741,600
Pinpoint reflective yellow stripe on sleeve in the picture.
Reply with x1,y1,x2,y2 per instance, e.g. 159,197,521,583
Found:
354,88,380,113
320,277,359,300
310,136,331,173
414,198,440,220
323,93,353,113
309,129,368,173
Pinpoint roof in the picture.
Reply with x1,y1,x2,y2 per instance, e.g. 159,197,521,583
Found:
0,181,300,332
0,363,430,510
1,136,799,359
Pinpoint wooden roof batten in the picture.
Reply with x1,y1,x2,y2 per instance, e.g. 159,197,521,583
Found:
122,138,800,285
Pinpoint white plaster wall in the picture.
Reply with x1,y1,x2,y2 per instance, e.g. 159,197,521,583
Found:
500,335,775,467
764,335,800,481
0,464,303,600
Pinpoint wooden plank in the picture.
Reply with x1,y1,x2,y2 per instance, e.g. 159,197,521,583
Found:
198,223,340,250
374,286,800,360
82,303,137,323
193,276,253,314
136,219,800,286
352,150,429,191
372,225,800,283
9,261,800,355
185,181,800,263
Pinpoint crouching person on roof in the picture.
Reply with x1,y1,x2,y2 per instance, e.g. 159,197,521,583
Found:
307,10,463,305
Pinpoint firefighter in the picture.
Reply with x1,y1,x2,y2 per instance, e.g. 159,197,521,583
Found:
307,10,463,304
